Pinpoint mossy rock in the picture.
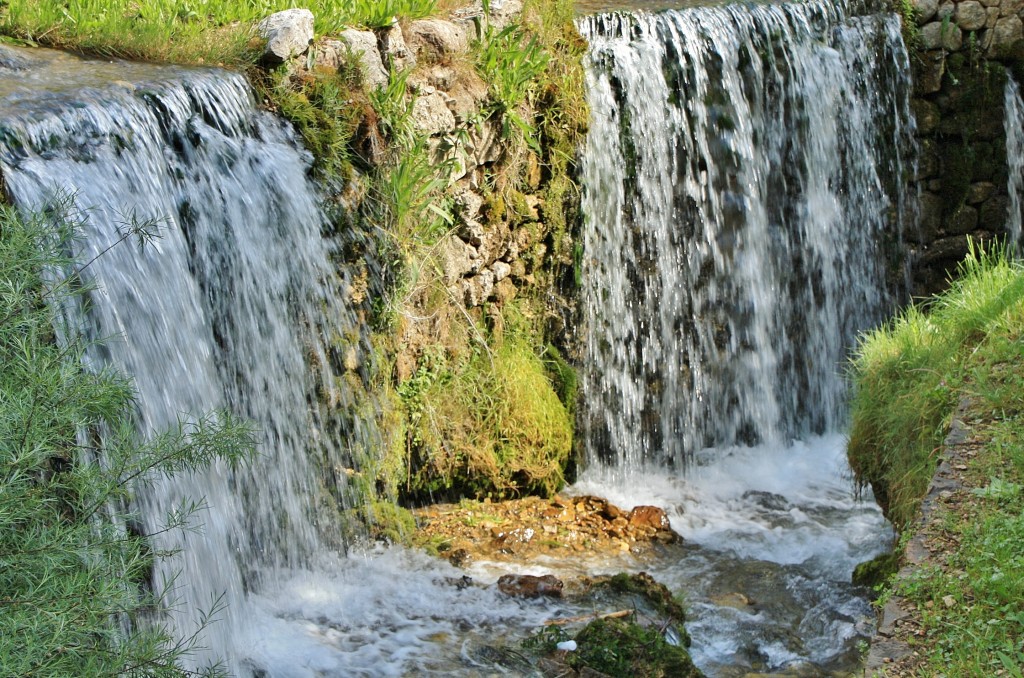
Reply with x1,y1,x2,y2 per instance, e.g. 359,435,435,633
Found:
852,551,899,589
569,617,704,678
604,572,686,623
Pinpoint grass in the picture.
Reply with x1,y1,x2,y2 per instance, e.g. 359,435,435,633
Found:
0,0,437,65
848,241,1024,529
849,242,1024,675
392,299,574,500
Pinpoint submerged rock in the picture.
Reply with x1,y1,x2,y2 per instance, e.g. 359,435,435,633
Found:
498,573,564,598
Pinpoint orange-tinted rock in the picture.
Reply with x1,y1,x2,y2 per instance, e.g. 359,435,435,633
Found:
497,573,563,598
627,505,672,530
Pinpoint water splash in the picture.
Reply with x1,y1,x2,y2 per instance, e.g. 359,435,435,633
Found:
0,45,375,673
578,0,916,473
1005,71,1024,250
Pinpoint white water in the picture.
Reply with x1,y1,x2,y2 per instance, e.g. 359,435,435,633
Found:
578,0,916,471
574,0,911,671
572,435,888,671
1005,71,1024,250
0,46,380,673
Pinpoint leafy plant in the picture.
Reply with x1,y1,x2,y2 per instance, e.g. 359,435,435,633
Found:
476,24,550,149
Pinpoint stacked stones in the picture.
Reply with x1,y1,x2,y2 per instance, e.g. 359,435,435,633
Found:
256,2,569,379
909,0,1024,295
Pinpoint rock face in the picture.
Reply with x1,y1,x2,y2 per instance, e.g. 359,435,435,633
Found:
907,0,1024,296
257,9,314,62
333,30,389,88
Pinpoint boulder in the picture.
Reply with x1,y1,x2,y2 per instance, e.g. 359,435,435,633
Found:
920,20,963,51
411,90,457,135
967,181,996,204
333,30,389,89
955,1,987,31
914,51,945,95
463,268,495,306
912,0,939,22
627,505,672,531
377,23,416,72
990,15,1024,55
942,204,979,235
497,573,563,598
257,9,314,63
406,19,470,59
440,236,478,284
911,98,940,137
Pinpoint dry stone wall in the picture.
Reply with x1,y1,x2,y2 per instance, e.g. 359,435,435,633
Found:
908,0,1024,295
259,1,580,382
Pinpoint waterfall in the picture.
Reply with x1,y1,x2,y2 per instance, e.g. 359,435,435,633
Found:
0,46,374,672
1005,71,1024,249
578,0,917,472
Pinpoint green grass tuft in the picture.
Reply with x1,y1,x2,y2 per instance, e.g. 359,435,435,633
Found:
848,241,1024,529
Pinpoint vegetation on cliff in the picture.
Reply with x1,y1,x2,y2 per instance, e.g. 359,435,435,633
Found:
848,243,1024,674
0,204,257,675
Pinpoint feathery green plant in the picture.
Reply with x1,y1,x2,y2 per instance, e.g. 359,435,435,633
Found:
0,201,257,675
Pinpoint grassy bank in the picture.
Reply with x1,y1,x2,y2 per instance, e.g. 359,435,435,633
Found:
848,243,1024,673
0,0,440,65
0,204,257,675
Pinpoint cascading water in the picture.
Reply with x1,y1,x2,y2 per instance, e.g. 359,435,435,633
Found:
0,45,377,672
572,0,915,672
578,0,916,471
1005,71,1024,249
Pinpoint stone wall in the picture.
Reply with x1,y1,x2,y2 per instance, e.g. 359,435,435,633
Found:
908,0,1024,295
260,1,583,382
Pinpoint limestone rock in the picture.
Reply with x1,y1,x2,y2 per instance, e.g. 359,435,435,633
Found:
377,23,416,72
979,194,1010,229
1001,0,1024,17
911,98,940,136
492,261,512,282
497,573,563,598
493,277,517,303
406,19,470,59
990,15,1024,55
955,1,987,30
915,191,943,243
454,186,484,222
440,236,478,284
912,0,939,22
469,119,504,165
463,268,495,306
334,30,389,89
446,70,490,124
257,9,314,63
920,20,963,50
987,6,1002,29
412,90,457,135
